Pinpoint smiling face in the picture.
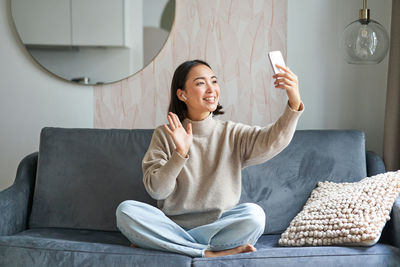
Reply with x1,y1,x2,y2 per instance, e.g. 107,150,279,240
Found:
177,64,220,121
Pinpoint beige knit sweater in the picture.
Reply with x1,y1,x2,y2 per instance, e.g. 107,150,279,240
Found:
142,102,304,229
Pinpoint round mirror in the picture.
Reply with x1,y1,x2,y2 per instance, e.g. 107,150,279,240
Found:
11,0,175,85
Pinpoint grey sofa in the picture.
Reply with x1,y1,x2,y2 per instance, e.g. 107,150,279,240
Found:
1,127,400,267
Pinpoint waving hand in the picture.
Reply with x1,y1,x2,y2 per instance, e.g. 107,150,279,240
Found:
163,112,193,158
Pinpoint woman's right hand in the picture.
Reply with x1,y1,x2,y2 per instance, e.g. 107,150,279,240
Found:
163,112,193,158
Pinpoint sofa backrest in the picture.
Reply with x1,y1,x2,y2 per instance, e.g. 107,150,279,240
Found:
240,130,367,234
29,128,157,231
29,128,367,234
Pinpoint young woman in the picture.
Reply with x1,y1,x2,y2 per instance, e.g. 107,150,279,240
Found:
116,59,303,258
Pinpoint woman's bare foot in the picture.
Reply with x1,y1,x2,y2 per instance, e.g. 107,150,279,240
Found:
130,243,138,248
204,244,256,258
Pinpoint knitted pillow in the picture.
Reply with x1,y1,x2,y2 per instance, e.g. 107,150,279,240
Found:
279,170,400,247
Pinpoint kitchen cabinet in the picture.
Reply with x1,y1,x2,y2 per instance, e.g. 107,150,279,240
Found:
12,0,130,47
71,0,126,46
12,0,71,46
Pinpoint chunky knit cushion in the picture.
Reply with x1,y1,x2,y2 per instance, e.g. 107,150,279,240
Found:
279,170,400,247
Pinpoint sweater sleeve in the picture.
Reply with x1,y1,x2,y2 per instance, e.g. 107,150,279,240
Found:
239,102,304,167
142,127,188,200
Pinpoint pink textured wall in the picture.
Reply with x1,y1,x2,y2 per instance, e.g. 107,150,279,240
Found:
94,0,287,128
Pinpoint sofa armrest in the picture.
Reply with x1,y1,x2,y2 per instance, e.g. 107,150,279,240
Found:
366,151,386,177
0,152,38,236
390,196,400,248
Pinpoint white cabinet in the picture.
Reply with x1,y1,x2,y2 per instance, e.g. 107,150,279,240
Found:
12,0,72,46
71,0,126,46
12,0,130,47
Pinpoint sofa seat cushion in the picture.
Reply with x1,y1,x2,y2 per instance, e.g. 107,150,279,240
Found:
192,235,400,267
0,228,191,267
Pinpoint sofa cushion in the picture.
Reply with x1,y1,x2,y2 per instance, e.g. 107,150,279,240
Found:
192,235,400,267
29,128,157,231
1,231,398,267
240,130,367,234
279,170,400,247
0,228,191,267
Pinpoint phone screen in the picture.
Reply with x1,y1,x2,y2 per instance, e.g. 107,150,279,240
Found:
268,51,286,74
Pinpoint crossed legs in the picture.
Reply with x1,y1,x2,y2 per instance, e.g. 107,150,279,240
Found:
116,201,265,258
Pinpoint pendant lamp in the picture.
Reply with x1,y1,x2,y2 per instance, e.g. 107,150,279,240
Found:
343,0,389,64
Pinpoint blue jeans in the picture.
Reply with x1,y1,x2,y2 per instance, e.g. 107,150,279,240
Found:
115,201,265,257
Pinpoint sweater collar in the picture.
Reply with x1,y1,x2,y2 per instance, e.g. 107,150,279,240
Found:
182,113,217,136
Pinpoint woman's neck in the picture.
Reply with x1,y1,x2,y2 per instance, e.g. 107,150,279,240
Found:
182,112,216,136
187,111,211,121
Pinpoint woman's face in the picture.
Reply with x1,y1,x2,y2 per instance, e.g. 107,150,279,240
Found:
177,64,220,121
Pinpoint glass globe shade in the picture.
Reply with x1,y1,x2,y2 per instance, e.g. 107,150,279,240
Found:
343,19,389,64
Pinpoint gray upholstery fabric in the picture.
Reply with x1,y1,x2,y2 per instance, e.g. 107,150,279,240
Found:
1,128,398,266
240,130,367,234
366,150,386,176
0,228,191,267
192,235,400,267
2,229,398,267
30,128,368,235
391,197,400,248
29,128,157,231
0,152,37,236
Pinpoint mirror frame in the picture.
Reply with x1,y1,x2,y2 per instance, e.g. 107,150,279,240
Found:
10,0,176,86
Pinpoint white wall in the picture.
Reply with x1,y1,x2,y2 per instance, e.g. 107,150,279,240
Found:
0,0,393,190
143,0,169,28
142,0,169,67
0,0,93,190
288,0,392,156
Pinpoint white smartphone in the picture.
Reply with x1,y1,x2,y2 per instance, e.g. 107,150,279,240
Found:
268,51,286,74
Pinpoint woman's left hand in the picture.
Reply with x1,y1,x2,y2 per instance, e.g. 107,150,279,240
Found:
273,65,302,111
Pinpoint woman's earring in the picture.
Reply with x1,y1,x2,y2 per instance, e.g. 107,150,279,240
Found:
181,94,187,101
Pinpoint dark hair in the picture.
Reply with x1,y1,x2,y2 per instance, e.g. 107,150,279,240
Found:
168,59,224,122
